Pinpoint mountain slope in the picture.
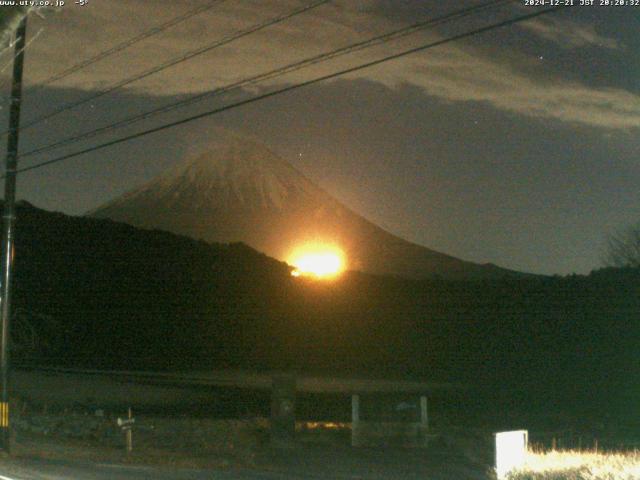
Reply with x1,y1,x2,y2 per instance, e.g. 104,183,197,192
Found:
90,134,520,279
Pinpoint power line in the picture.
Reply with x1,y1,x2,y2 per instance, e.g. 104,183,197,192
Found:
14,0,331,134
20,0,514,159
0,2,224,112
13,5,568,176
0,8,50,104
35,0,226,87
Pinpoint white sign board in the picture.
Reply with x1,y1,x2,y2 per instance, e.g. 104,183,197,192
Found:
495,430,528,479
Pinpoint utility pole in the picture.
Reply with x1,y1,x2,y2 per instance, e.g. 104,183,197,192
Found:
0,13,28,453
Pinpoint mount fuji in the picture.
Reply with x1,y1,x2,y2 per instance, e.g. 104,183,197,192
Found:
89,133,521,279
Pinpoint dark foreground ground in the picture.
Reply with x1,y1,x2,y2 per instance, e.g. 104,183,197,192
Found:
7,368,639,479
3,368,499,478
0,442,489,480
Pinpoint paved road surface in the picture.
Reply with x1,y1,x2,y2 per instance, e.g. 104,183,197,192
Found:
0,445,489,479
0,459,301,480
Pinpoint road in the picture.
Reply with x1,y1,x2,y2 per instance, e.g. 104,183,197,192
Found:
0,445,489,479
0,458,304,480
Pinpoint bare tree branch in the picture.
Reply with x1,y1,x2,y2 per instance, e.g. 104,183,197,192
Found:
605,223,640,268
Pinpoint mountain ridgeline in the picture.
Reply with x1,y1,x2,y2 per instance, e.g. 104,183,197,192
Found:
89,135,520,280
9,202,640,418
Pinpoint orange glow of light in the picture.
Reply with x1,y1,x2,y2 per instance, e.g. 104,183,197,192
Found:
288,243,346,279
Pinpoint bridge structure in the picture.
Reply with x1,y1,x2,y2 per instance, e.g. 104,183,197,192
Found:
13,366,465,447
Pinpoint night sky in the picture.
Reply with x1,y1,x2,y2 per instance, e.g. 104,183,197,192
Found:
0,0,637,276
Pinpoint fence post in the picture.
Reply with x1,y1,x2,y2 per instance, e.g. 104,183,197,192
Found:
419,395,429,445
351,394,360,447
420,396,428,429
126,407,133,454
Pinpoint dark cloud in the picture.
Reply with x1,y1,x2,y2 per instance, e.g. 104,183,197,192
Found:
3,1,637,129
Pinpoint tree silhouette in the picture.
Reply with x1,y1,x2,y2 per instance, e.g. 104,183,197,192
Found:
606,223,640,268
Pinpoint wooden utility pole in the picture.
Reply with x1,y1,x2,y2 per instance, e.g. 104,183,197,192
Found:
0,13,28,453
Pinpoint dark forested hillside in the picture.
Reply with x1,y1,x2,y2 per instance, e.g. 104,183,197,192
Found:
9,202,640,417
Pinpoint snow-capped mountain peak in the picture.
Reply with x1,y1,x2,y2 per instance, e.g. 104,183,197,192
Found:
90,133,520,280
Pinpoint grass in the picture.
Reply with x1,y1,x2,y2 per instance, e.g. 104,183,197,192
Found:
506,449,640,480
12,417,271,469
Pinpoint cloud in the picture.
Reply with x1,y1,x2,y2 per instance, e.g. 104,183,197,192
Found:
518,16,621,50
341,42,640,130
10,0,639,131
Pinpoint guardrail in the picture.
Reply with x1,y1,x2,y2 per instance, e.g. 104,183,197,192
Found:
14,365,465,394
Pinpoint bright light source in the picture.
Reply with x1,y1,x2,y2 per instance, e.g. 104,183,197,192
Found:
288,243,345,279
495,430,528,479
